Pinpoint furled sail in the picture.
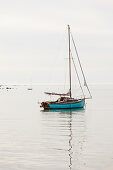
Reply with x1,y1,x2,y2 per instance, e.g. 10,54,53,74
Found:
44,91,70,96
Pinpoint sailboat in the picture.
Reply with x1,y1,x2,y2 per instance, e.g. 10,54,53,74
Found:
40,25,92,109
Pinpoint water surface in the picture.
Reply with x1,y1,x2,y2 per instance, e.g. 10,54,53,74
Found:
0,85,113,170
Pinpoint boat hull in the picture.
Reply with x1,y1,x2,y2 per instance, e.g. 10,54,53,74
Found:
42,99,85,109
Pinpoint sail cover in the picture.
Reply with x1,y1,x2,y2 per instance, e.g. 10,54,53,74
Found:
44,91,70,96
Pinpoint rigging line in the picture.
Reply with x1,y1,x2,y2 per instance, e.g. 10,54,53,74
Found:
70,33,92,98
64,58,68,91
70,51,85,99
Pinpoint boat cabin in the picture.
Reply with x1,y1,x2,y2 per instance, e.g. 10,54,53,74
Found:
57,97,75,103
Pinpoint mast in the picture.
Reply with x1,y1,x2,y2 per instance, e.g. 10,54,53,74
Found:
68,25,71,98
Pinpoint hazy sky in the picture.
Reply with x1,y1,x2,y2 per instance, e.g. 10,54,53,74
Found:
0,0,113,84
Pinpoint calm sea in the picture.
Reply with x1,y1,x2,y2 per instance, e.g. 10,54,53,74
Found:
0,85,113,170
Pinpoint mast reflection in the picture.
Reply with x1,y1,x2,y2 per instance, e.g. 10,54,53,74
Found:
41,108,85,170
68,111,72,169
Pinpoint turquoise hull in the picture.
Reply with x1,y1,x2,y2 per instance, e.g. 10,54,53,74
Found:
48,100,85,109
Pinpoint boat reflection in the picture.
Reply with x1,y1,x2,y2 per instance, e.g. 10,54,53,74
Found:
41,108,85,113
41,108,86,169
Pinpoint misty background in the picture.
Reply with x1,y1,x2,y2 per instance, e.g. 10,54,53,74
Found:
0,0,113,85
